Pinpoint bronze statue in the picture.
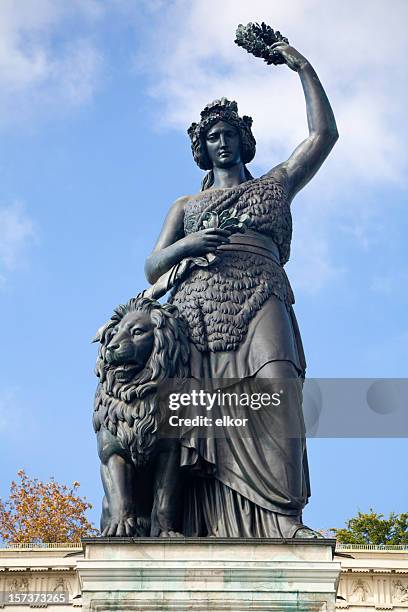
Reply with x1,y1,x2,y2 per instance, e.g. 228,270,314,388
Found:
94,24,338,538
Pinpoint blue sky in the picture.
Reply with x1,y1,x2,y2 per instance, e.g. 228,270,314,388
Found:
1,0,407,533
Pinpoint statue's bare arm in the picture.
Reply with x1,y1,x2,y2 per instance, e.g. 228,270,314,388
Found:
145,196,230,284
265,43,338,198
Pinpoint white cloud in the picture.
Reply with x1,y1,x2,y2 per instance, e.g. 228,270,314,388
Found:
287,201,345,294
0,0,104,125
0,202,37,286
134,0,408,293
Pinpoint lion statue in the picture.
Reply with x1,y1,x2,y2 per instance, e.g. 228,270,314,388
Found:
93,294,190,537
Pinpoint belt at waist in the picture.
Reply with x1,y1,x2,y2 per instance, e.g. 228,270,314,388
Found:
217,229,281,265
144,231,281,301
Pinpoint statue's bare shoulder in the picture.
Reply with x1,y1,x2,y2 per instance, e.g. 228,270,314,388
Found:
149,194,193,256
167,194,194,219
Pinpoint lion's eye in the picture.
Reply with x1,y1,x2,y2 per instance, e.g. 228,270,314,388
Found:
132,328,143,336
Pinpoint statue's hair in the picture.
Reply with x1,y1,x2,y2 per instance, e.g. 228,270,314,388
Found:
201,166,254,191
187,97,256,188
93,295,190,465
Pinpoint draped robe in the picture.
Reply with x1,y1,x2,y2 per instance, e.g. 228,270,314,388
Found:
169,174,310,537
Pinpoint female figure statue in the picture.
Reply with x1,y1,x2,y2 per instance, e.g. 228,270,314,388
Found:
145,38,338,538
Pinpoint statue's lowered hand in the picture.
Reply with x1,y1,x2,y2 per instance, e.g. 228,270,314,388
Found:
179,228,230,258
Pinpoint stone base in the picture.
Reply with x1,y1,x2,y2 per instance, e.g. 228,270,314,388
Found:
78,538,340,612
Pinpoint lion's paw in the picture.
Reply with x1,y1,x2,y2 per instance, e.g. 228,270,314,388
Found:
102,515,142,537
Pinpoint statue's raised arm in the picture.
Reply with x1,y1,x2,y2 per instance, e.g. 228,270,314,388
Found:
235,23,338,198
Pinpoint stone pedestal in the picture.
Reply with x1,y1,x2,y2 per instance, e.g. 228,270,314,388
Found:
78,537,340,611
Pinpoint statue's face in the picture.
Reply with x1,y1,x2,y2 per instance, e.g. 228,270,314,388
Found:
205,121,241,168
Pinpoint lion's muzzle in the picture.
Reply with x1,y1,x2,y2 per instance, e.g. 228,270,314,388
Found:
105,343,135,366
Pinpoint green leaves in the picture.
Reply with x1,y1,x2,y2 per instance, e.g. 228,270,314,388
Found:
333,509,408,545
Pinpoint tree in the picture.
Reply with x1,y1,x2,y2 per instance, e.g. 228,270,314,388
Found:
333,509,408,545
0,470,98,543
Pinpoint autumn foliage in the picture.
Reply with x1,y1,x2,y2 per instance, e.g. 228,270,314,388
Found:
0,470,98,543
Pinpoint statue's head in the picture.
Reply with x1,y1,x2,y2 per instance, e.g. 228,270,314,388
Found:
188,98,256,172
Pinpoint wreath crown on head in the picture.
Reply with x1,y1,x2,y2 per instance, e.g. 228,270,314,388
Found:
187,97,256,170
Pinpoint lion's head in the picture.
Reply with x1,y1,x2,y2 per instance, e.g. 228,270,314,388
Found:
104,308,155,382
93,295,190,465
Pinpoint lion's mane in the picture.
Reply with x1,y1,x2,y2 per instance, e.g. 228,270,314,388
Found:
93,295,190,466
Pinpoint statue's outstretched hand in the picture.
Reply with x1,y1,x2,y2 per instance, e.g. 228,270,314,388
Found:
270,42,308,72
